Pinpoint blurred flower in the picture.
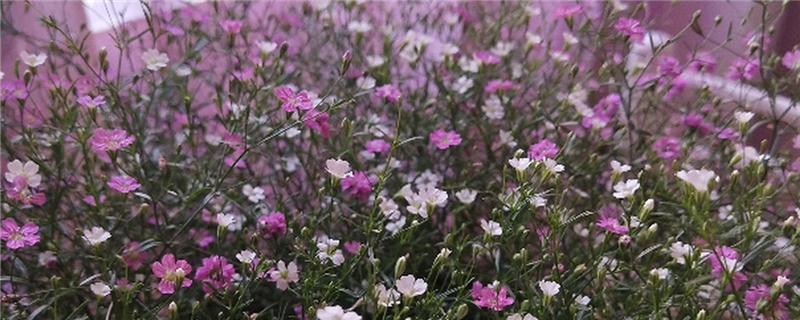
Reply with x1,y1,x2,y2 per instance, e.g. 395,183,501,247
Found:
19,51,47,67
141,49,168,71
107,176,140,194
0,218,39,250
83,227,111,246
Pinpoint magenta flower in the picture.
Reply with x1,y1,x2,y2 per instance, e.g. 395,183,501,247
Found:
0,80,28,101
527,139,559,160
77,95,106,109
429,129,462,150
652,136,681,160
471,281,514,311
745,284,789,320
274,86,313,112
375,84,402,103
688,51,717,73
194,255,235,294
7,177,46,206
596,216,629,235
365,139,391,153
782,50,800,70
303,110,331,138
219,19,243,34
341,171,373,200
344,241,361,254
725,58,760,81
0,218,40,250
151,254,193,294
484,79,515,93
658,56,683,78
122,241,147,270
88,128,135,152
707,246,747,290
681,112,712,136
257,212,287,238
615,17,645,43
552,4,582,19
716,127,739,140
474,51,500,64
107,176,141,194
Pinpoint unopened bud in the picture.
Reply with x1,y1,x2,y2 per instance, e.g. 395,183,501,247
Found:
394,256,407,278
168,302,178,319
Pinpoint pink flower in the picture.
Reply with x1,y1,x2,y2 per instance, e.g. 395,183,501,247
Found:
688,51,716,73
122,242,147,270
88,128,135,152
681,112,712,136
257,212,287,238
484,79,515,93
471,281,514,311
527,139,559,160
615,17,645,43
151,254,193,294
725,58,760,81
7,177,46,206
77,95,106,109
0,218,40,250
658,56,683,78
716,127,739,140
474,51,500,64
107,176,141,193
745,284,789,320
344,241,361,254
219,19,243,34
341,171,373,200
303,110,331,138
194,255,235,294
365,139,391,153
707,246,747,290
596,216,629,235
375,84,401,103
652,136,681,160
0,80,28,101
274,86,313,112
552,4,582,19
782,50,800,70
429,129,462,150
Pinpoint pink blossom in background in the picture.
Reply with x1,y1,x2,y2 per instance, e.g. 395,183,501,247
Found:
344,241,361,254
652,136,681,160
122,241,147,270
658,56,683,78
341,171,373,200
375,84,402,103
527,139,559,160
77,95,106,108
274,86,313,112
257,212,287,238
552,4,582,19
219,19,243,34
716,127,739,140
782,50,800,70
615,17,645,43
107,176,141,194
474,51,500,64
725,58,760,81
88,128,135,152
151,254,193,294
195,255,235,294
303,110,331,138
484,79,515,93
1,80,28,100
429,129,462,150
471,281,514,311
744,284,789,320
365,139,391,153
0,218,40,250
687,51,717,73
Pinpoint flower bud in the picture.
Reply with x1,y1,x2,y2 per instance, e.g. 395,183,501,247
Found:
454,304,469,320
394,256,407,278
168,302,178,320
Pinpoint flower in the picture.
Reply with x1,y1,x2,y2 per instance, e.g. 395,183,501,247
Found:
782,49,800,70
596,216,629,235
151,254,193,294
375,284,401,307
375,84,401,103
19,51,47,67
122,241,147,269
141,49,169,71
274,86,313,112
236,250,256,264
508,157,533,171
670,241,693,264
482,95,505,120
317,238,345,265
538,280,560,297
107,176,140,193
541,158,564,173
77,95,106,109
652,136,681,159
219,19,243,33
429,129,462,150
676,169,717,193
303,110,331,138
195,255,235,294
650,268,670,280
255,40,278,55
216,213,235,228
242,184,265,203
480,219,502,236
395,274,427,298
325,158,353,179
610,160,631,174
356,76,376,90
257,212,287,238
83,227,111,246
342,171,373,200
90,282,111,297
0,218,40,250
88,128,135,152
612,179,640,199
455,189,477,204
745,284,789,320
316,306,361,320
507,314,538,320
5,159,42,188
615,17,645,43
528,139,559,160
268,260,299,291
734,111,754,123
347,20,372,33
471,281,514,311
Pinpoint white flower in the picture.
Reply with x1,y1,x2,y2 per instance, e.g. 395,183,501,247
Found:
643,199,655,211
385,216,406,235
379,197,401,219
347,20,372,33
734,145,764,167
436,248,452,260
255,40,278,55
317,239,345,265
440,42,459,57
734,111,754,123
375,284,401,307
525,32,543,47
399,45,420,63
38,251,56,266
458,56,480,73
482,95,505,120
455,189,477,204
395,275,427,298
235,249,256,264
509,157,533,171
451,76,474,94
480,219,502,236
491,41,515,57
775,276,790,289
574,295,591,306
316,306,361,320
542,158,564,173
610,160,631,174
216,213,236,228
242,184,266,203
650,268,670,280
5,159,42,188
562,31,579,45
175,65,192,76
89,282,111,297
676,169,717,193
538,280,560,297
325,158,353,179
612,179,640,199
418,187,448,208
414,170,442,190
83,227,111,246
141,49,169,71
20,51,47,67
356,76,376,90
366,55,386,68
269,260,299,291
507,313,538,320
530,194,547,207
498,130,517,148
